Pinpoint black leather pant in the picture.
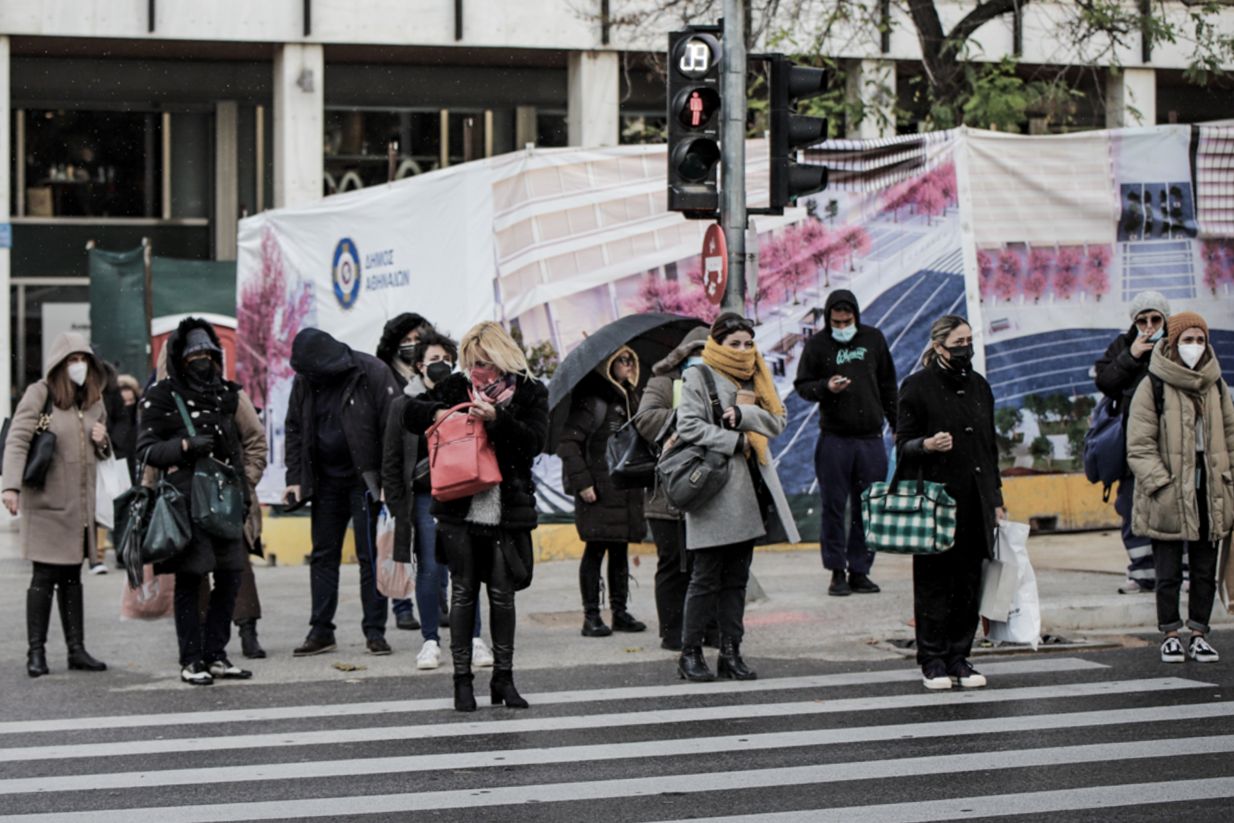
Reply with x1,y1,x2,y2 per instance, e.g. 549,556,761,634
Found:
439,523,517,676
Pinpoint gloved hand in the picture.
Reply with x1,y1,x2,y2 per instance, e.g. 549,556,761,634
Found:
185,434,214,456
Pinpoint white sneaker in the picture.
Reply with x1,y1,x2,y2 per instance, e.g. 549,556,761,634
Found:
1188,635,1219,663
1161,635,1185,663
416,639,441,670
921,661,952,690
89,563,108,576
472,637,494,668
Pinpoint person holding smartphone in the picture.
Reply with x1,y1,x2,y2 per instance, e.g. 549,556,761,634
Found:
1095,290,1171,594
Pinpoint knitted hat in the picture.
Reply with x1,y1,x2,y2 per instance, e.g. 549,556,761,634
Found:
1166,311,1208,350
1128,290,1171,322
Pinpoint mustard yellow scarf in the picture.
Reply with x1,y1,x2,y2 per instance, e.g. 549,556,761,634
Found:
701,338,785,465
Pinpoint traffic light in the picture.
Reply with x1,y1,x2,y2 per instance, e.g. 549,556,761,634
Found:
667,26,722,218
769,55,829,211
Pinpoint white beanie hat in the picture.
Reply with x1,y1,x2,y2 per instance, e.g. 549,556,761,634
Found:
1128,290,1170,322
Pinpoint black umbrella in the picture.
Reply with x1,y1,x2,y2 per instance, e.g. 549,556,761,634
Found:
544,313,708,453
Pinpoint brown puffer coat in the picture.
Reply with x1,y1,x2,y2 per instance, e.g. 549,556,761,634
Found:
2,332,110,565
558,346,646,543
1127,344,1234,542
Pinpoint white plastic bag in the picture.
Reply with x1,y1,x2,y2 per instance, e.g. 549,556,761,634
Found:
375,505,413,599
980,520,1027,620
94,454,130,530
987,520,1041,648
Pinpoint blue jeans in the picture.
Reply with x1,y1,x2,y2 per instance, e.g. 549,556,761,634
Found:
815,434,887,575
412,493,480,643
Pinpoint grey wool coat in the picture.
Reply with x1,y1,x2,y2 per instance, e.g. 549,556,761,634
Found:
676,364,800,550
2,332,110,566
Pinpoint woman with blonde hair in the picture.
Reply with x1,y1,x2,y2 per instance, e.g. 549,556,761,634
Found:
1127,311,1234,664
3,332,111,677
674,312,798,682
403,321,549,711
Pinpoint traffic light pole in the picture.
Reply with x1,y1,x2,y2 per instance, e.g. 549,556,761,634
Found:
720,0,746,312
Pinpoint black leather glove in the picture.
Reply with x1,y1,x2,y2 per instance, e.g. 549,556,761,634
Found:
185,434,214,456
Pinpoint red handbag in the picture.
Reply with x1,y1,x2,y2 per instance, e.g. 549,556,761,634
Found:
425,403,503,502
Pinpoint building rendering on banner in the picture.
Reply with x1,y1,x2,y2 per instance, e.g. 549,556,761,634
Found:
2,1,1234,412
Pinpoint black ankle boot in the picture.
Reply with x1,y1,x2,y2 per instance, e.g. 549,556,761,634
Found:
677,646,716,682
453,673,477,712
717,639,757,681
581,612,612,637
58,583,106,672
612,610,647,633
490,670,530,708
27,585,53,678
238,619,266,659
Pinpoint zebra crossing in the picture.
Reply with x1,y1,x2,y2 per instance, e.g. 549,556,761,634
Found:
1,654,1231,821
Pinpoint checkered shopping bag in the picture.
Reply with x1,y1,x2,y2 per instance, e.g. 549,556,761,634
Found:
860,472,957,555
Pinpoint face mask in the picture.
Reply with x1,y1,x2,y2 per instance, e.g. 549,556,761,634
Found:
1148,328,1164,342
685,355,704,368
187,358,217,381
945,344,974,371
397,344,417,365
67,361,88,386
425,361,453,385
470,364,502,390
831,325,857,344
1178,343,1205,369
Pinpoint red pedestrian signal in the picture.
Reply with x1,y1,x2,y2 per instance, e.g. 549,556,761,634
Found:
667,27,722,218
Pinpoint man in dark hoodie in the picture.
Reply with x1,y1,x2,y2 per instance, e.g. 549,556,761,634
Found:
284,328,399,656
794,289,898,596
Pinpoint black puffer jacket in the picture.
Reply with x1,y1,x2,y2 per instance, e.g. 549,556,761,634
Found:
284,329,399,501
896,360,1003,555
1095,324,1152,427
403,371,548,532
558,362,646,543
136,317,248,576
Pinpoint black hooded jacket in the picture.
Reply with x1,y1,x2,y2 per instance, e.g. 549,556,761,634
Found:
1095,324,1152,425
284,329,399,500
794,289,898,437
136,317,247,575
375,313,427,387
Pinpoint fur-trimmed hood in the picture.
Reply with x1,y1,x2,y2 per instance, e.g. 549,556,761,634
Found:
651,326,710,377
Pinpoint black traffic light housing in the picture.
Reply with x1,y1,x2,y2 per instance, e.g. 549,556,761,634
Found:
769,55,829,211
667,25,723,218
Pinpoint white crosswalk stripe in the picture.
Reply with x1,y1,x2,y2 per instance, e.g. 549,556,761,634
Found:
0,655,1226,822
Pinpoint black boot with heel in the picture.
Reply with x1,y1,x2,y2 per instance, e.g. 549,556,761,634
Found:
26,585,53,678
677,646,716,682
453,673,477,712
717,638,757,680
58,582,106,672
490,670,530,708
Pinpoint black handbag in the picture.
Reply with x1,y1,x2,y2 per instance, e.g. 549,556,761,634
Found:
21,392,57,489
606,413,658,489
142,476,192,564
173,392,245,540
114,453,155,589
655,366,731,513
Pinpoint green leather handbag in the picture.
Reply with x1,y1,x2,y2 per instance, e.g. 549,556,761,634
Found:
173,393,245,541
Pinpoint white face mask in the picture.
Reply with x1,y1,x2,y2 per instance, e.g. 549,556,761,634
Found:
67,361,89,386
1178,343,1205,369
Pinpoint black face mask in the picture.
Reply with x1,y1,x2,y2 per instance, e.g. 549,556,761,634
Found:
425,361,453,385
186,358,217,381
944,344,974,371
397,344,417,365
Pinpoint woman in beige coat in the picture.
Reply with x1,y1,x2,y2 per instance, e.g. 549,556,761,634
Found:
1127,311,1234,665
2,332,111,677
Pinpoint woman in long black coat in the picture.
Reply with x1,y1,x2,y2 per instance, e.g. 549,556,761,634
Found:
896,314,1005,692
136,317,253,686
403,321,548,712
558,345,647,638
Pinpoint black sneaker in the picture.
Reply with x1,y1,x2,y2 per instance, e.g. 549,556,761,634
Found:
396,612,421,631
947,659,987,688
293,636,337,657
208,658,253,680
921,660,951,690
1160,635,1185,663
180,661,214,686
366,636,393,656
828,570,851,597
1188,635,1219,663
612,611,647,633
849,573,881,594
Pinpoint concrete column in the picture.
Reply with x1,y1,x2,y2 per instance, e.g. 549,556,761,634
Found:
1106,67,1157,128
515,105,538,148
845,59,897,140
273,44,324,209
567,51,619,148
0,36,11,417
214,101,238,260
